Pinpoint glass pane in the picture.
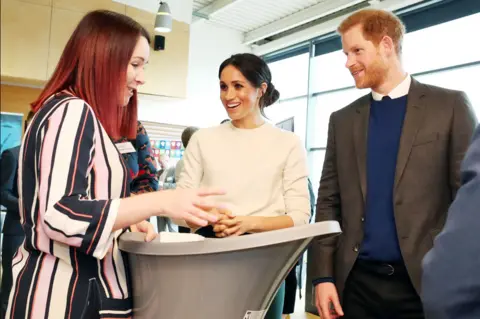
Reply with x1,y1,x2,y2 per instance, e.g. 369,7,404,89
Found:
266,97,308,145
310,50,355,94
415,63,480,119
403,13,480,74
308,88,367,149
308,149,326,196
268,53,309,100
307,13,480,150
310,13,480,95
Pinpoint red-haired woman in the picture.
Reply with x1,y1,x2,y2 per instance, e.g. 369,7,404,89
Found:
6,10,223,319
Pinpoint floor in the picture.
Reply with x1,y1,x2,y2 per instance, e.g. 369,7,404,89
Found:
285,277,320,319
287,313,319,319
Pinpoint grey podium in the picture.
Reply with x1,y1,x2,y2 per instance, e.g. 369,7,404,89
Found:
119,221,341,319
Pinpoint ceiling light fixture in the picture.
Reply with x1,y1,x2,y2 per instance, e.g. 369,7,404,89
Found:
155,1,172,33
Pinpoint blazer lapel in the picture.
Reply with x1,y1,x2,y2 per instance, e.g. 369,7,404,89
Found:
353,94,371,204
394,78,427,189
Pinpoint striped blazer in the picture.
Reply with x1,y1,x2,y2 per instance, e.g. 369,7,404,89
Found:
7,94,133,319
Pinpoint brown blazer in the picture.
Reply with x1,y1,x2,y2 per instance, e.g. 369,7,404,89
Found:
310,78,477,297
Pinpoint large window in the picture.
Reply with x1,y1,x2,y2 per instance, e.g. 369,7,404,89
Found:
265,50,310,143
268,52,310,101
416,64,480,116
309,50,353,94
307,88,367,193
307,12,480,190
308,88,368,149
266,97,308,143
402,13,480,75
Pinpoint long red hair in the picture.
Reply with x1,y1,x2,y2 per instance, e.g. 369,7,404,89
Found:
32,10,150,140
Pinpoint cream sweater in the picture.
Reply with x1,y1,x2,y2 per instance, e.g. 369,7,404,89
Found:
176,122,311,226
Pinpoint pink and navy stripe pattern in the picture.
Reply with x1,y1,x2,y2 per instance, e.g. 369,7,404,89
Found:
7,94,133,319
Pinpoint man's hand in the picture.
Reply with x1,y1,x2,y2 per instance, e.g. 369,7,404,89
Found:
315,282,344,319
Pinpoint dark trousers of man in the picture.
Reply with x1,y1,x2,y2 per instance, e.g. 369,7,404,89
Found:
0,234,24,319
342,259,424,319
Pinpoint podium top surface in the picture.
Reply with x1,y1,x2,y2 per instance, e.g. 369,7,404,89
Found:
119,221,341,256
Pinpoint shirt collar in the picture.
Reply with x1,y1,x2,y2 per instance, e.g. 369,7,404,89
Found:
372,74,411,101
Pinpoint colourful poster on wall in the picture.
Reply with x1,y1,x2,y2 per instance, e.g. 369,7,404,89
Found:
149,138,184,167
0,112,23,155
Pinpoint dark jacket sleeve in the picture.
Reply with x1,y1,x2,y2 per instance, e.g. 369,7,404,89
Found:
422,125,480,319
131,121,159,193
310,112,342,281
0,148,19,213
448,91,477,198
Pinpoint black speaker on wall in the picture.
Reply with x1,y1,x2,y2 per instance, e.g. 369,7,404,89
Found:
154,35,165,51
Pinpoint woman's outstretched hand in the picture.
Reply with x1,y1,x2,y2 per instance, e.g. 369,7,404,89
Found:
157,188,227,227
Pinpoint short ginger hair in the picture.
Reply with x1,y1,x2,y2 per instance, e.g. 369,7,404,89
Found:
338,9,406,55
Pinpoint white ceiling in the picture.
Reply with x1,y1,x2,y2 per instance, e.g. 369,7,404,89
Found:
193,0,350,32
193,0,216,12
191,0,370,40
113,0,437,55
113,0,194,24
192,0,436,54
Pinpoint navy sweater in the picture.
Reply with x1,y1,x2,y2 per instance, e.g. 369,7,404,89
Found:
313,95,408,286
359,95,408,262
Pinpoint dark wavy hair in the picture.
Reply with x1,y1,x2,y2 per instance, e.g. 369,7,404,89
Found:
219,53,280,117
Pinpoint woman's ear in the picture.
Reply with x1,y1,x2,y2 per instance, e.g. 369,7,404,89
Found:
260,82,268,96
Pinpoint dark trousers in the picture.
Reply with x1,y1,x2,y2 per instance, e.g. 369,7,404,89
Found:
178,226,190,233
342,259,424,319
0,234,24,319
283,264,297,314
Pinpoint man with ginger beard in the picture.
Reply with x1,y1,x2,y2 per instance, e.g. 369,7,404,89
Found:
309,9,477,319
